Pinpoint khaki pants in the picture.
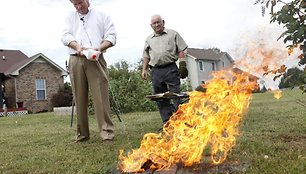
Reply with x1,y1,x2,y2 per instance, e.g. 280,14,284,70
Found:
69,55,114,140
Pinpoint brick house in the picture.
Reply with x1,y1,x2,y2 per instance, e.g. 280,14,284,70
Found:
0,49,68,113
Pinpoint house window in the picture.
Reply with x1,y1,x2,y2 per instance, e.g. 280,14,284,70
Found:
35,79,46,100
212,62,215,71
199,61,204,71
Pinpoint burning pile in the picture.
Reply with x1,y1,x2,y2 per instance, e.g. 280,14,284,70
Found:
118,70,258,173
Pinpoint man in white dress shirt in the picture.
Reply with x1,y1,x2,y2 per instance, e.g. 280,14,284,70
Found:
61,0,117,143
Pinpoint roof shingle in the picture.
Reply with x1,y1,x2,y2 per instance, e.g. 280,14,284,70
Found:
187,48,226,61
0,49,29,74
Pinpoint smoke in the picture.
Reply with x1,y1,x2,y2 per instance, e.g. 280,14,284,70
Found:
230,25,300,90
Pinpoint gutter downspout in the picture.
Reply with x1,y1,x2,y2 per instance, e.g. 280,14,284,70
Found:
15,77,17,107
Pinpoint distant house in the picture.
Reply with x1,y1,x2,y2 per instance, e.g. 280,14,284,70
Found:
186,48,235,90
0,49,68,113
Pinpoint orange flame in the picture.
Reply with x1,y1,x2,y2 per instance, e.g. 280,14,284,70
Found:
273,90,282,99
118,70,258,173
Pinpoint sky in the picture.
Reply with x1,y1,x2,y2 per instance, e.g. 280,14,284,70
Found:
0,0,299,88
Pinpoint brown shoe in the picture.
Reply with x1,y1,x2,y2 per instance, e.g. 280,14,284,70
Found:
103,139,113,144
73,135,89,143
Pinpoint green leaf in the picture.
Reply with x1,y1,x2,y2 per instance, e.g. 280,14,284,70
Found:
273,74,282,81
254,0,261,5
266,0,270,8
277,32,287,41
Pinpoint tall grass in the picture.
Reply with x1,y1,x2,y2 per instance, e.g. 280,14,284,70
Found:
0,89,305,174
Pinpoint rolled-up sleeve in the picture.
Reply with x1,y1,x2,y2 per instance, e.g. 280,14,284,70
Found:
143,40,150,58
175,32,188,52
61,15,75,46
103,15,117,46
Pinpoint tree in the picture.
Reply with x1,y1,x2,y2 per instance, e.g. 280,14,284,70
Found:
255,0,306,92
108,60,157,113
279,67,306,88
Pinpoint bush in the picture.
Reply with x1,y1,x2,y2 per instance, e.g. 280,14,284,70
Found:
107,60,157,114
51,86,73,107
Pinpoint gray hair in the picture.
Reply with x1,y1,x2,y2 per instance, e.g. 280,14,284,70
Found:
151,14,163,21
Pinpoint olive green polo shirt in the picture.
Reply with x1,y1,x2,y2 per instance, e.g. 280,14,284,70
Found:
143,28,188,67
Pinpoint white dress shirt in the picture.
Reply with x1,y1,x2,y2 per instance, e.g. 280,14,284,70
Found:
61,5,117,54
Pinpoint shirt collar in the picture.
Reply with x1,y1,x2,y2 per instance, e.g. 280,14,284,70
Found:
78,4,92,18
151,28,168,38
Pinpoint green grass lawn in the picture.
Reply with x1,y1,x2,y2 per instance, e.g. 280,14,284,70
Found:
0,89,305,174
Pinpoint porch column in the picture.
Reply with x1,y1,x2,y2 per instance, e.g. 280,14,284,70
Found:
0,88,3,108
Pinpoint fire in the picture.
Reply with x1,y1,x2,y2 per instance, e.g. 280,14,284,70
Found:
273,90,282,99
118,70,258,173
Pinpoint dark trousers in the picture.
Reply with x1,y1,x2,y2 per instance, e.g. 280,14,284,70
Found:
151,63,181,124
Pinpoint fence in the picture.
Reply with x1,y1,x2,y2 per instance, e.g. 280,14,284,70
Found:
0,108,28,117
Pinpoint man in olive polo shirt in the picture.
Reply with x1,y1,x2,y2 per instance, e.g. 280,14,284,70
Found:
142,14,188,126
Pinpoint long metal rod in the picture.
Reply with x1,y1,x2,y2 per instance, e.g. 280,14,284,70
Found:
109,84,122,122
96,60,122,122
70,99,74,127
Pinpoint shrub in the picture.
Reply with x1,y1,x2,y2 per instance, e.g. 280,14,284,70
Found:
51,86,73,107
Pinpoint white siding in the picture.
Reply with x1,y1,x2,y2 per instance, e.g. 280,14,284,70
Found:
186,53,234,90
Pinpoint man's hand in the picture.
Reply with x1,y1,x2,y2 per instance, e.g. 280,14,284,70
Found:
142,69,148,80
142,58,150,80
179,61,188,79
68,41,84,55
